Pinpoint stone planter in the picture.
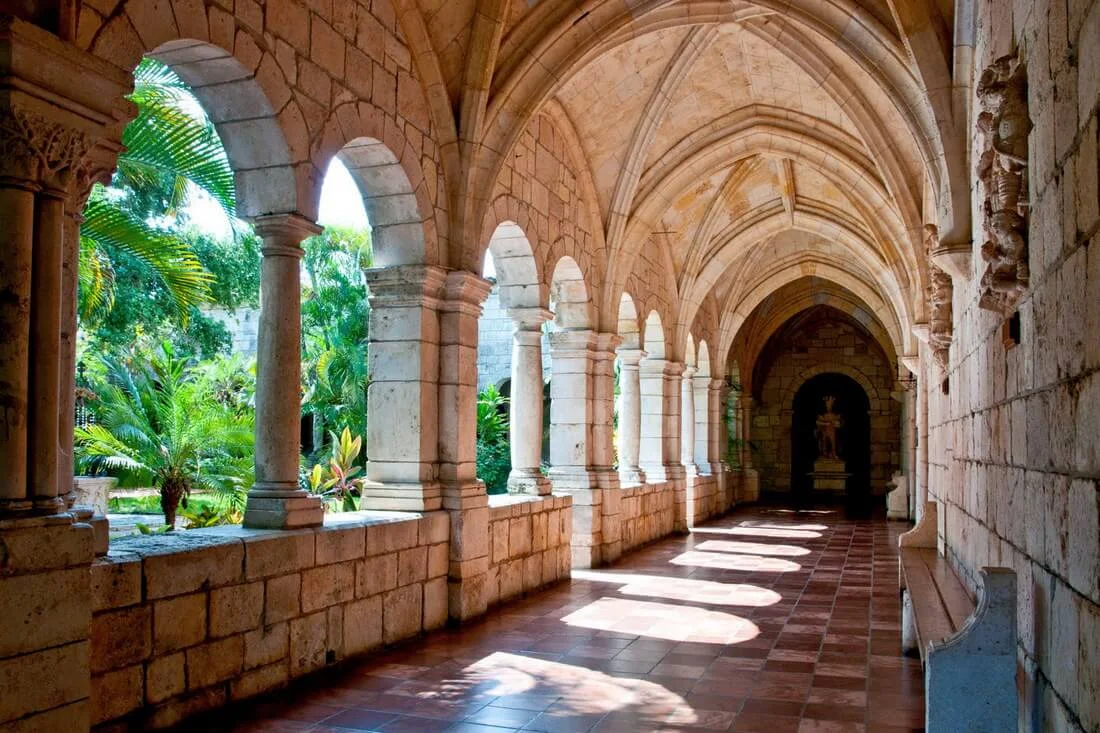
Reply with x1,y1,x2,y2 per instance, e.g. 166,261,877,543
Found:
73,476,117,516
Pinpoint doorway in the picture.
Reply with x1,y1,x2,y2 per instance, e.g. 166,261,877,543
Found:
790,373,871,510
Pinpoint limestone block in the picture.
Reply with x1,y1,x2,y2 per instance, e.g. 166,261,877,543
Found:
209,582,264,638
423,576,448,631
532,512,548,552
427,542,448,578
230,661,289,701
0,517,94,575
244,622,288,670
326,606,343,660
450,507,489,565
366,519,419,556
289,611,328,677
91,605,151,672
265,573,301,624
448,572,488,622
523,555,542,591
122,534,244,599
382,584,422,644
186,635,244,690
145,652,185,704
343,596,382,656
397,546,428,586
144,685,226,730
153,592,206,654
1079,599,1100,732
0,567,90,657
90,663,143,725
419,511,450,545
499,559,523,601
0,641,90,725
508,516,532,556
0,701,87,733
491,520,509,564
242,530,315,580
90,553,142,612
541,549,557,582
314,524,366,565
301,562,355,613
1066,478,1100,600
356,553,398,597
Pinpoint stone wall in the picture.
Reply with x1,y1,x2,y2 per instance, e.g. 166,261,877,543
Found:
620,481,676,553
687,474,720,527
752,319,900,499
926,2,1100,731
485,495,573,608
88,513,450,730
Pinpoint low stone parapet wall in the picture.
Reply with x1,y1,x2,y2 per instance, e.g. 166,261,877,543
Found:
620,481,675,553
687,474,719,526
486,494,573,608
89,511,449,731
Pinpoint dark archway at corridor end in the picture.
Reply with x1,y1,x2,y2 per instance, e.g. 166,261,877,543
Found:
790,372,872,514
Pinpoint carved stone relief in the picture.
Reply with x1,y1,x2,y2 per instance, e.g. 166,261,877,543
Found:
976,53,1031,315
925,225,953,373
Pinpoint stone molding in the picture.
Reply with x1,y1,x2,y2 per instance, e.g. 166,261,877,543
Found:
925,225,954,373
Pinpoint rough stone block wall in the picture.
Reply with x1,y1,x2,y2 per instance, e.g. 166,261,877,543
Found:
88,513,449,730
485,495,573,608
688,474,720,526
477,287,515,391
927,2,1100,731
620,481,676,553
752,321,900,498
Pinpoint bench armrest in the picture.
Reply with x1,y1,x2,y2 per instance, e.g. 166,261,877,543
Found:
899,501,937,549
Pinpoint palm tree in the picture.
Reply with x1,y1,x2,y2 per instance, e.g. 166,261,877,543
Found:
74,344,254,527
79,58,236,320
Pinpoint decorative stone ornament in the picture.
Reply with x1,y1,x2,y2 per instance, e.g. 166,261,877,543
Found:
924,225,953,373
976,53,1032,315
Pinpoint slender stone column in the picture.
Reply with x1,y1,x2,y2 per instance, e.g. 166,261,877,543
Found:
361,265,447,511
904,384,917,519
680,365,698,475
615,348,646,485
0,182,36,514
916,346,930,520
738,394,755,469
244,214,324,529
507,307,552,495
706,378,724,475
58,206,82,506
547,329,597,489
28,188,66,514
638,357,672,481
590,333,621,489
693,374,711,474
586,332,622,566
438,271,492,621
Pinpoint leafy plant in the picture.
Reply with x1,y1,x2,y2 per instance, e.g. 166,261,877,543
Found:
476,384,511,494
79,58,236,322
74,343,253,528
307,427,365,512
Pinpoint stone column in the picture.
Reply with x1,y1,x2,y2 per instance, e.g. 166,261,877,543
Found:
438,271,492,621
706,378,724,475
615,348,646,485
0,181,36,514
27,187,66,514
693,373,711,474
57,205,83,506
361,265,447,511
547,329,597,489
916,346,930,519
244,214,324,530
638,357,672,481
904,384,918,519
588,333,622,566
680,365,698,475
738,393,760,502
507,307,552,495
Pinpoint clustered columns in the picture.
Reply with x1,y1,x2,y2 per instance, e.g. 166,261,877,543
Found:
590,333,623,565
244,215,325,530
705,377,724,475
507,307,553,495
639,356,687,530
615,348,647,485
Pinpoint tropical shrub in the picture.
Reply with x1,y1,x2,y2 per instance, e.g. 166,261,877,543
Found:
74,344,254,527
476,384,511,494
306,427,365,512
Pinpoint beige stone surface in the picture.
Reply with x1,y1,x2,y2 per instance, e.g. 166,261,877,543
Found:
153,593,206,654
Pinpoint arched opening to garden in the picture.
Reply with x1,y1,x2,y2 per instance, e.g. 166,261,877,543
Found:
615,292,644,486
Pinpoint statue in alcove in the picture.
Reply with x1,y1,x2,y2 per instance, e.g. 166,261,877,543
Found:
815,396,843,460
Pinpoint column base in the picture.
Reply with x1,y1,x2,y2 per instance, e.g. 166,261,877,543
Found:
360,480,443,512
618,468,647,486
243,489,324,529
507,470,551,496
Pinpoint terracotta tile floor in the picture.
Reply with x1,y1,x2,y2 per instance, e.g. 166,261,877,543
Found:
190,507,925,732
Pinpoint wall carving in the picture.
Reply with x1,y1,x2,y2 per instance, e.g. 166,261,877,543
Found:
925,225,953,373
976,53,1031,315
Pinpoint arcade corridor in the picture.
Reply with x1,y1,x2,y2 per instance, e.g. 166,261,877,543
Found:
193,509,923,733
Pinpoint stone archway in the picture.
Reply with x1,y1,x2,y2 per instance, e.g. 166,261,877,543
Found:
789,372,872,510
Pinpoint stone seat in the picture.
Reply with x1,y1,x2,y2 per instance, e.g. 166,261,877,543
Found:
898,502,1018,732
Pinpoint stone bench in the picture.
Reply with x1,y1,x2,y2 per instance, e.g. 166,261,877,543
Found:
898,502,1018,733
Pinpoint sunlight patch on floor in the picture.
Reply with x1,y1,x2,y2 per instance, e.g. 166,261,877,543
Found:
561,597,761,643
670,549,802,572
571,569,783,607
692,538,812,557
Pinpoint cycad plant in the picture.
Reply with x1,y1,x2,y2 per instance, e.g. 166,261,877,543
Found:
79,57,237,320
74,344,254,527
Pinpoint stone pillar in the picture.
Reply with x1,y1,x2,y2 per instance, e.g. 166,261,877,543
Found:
904,384,918,519
547,329,597,489
361,265,447,511
244,214,324,529
589,333,622,566
693,374,711,474
738,393,760,502
638,358,673,481
916,346,930,519
57,205,82,505
680,366,698,475
615,348,646,485
0,21,132,733
507,307,552,495
438,271,492,621
707,378,724,475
